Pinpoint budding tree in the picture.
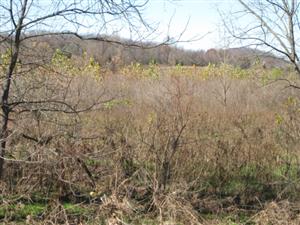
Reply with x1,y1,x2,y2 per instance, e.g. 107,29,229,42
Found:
0,0,172,179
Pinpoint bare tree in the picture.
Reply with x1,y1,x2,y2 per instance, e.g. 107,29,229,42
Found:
224,0,300,75
0,0,174,179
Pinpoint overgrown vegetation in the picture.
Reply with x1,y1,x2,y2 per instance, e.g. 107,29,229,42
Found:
0,50,300,224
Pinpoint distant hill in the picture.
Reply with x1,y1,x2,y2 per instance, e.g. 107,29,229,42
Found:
1,33,289,69
218,48,288,68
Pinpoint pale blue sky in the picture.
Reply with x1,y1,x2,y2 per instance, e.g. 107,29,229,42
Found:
141,0,236,50
1,0,238,50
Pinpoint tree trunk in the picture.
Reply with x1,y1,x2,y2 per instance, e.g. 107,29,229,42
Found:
0,0,27,179
0,49,17,179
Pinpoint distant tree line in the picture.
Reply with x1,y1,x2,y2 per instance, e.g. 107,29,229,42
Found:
1,34,287,70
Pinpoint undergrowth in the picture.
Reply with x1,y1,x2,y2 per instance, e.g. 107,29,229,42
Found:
1,52,300,224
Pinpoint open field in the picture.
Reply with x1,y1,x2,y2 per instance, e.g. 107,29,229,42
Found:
1,51,300,224
2,0,300,224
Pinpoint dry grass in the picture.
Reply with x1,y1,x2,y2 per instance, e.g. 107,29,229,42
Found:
1,62,300,224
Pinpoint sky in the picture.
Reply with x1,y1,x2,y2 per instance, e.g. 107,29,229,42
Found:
140,0,237,50
1,0,239,51
1,0,294,60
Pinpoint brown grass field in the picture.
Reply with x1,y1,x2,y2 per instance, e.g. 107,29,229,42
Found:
1,55,300,224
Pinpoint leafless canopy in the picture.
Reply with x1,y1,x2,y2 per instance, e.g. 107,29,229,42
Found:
224,0,300,75
1,0,156,45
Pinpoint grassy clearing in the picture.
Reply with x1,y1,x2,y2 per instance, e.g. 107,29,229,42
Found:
0,202,94,221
